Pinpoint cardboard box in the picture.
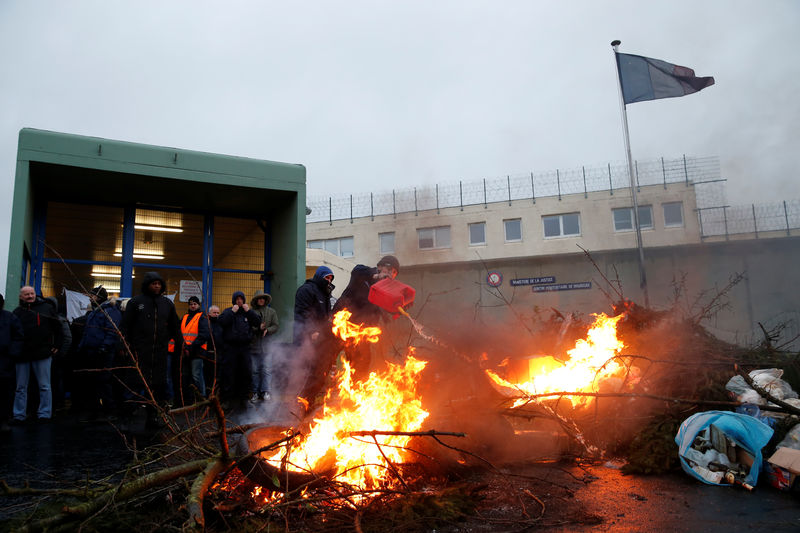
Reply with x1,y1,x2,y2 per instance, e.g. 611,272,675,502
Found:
765,447,800,491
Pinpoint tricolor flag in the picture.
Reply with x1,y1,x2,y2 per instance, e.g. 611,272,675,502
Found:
615,52,715,105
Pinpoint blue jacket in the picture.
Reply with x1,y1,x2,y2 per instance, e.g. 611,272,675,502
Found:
79,300,123,352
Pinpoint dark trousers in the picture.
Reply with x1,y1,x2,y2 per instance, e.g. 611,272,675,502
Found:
219,344,251,403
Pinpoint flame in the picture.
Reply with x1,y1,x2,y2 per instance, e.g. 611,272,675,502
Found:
332,309,381,344
263,316,428,491
488,313,628,407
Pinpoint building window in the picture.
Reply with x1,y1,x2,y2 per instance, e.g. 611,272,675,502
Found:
469,222,486,245
543,213,581,238
307,236,354,257
379,232,395,254
418,226,451,250
612,206,654,232
663,202,684,227
504,218,522,242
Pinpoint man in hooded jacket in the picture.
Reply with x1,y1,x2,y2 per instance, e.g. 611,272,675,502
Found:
12,286,63,423
218,291,261,409
249,290,279,402
293,266,336,410
78,288,122,420
120,272,180,419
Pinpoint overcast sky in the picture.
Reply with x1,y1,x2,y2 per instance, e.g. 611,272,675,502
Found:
1,1,798,283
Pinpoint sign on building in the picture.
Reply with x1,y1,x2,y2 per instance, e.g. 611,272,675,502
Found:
532,282,592,293
179,280,203,302
510,276,556,286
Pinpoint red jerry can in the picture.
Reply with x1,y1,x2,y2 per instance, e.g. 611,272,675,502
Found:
368,278,415,315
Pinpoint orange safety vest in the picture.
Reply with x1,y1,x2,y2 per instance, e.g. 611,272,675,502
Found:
181,313,208,351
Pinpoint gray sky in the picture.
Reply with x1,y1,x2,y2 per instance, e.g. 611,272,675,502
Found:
1,0,798,283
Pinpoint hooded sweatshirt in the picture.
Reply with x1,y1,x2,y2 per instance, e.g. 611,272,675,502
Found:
293,267,334,344
218,291,262,345
250,290,279,345
120,271,180,357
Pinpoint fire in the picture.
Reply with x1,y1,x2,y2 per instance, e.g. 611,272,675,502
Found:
263,315,429,491
488,312,628,407
332,309,381,344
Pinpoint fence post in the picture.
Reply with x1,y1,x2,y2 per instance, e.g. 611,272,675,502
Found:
414,187,418,216
531,172,536,204
507,175,512,206
329,197,332,226
683,154,689,186
784,200,790,236
697,209,705,238
556,169,561,201
723,206,729,241
661,157,667,189
483,178,487,209
635,160,640,192
752,204,758,238
459,181,463,211
436,184,440,214
582,166,587,198
370,192,374,221
392,190,396,219
608,163,613,195
350,194,353,224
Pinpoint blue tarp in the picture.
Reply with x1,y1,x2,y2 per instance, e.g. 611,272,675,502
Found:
675,410,774,487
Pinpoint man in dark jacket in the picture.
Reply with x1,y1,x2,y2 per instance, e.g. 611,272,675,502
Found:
120,272,180,419
0,293,24,431
78,290,122,421
294,266,335,410
293,266,335,346
12,286,63,423
218,291,261,409
332,255,400,379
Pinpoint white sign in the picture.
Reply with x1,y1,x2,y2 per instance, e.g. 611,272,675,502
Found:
179,280,203,302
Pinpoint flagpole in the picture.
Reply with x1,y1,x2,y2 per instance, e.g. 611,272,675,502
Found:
611,39,649,308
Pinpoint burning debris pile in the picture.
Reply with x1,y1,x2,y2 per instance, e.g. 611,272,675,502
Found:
3,293,799,532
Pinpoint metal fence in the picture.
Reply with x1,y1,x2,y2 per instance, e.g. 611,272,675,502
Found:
307,154,800,239
307,155,720,223
697,200,800,239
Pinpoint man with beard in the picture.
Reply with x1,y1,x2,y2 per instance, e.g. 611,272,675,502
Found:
120,272,180,427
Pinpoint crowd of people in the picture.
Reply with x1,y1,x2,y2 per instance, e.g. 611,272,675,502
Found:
0,254,400,432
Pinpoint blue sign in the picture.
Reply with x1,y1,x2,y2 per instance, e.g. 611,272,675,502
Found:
511,276,556,287
532,281,592,292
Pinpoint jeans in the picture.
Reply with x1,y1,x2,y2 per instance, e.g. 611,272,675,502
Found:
191,358,206,397
250,341,272,395
14,357,53,420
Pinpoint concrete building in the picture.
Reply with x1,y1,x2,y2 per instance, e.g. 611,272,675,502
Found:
7,128,306,332
307,156,800,349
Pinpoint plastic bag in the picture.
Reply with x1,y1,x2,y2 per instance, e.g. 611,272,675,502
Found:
675,411,773,487
776,423,800,450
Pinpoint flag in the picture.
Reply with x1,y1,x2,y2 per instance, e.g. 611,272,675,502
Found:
615,52,714,105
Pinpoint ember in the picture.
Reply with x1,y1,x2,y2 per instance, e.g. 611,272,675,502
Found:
488,312,633,407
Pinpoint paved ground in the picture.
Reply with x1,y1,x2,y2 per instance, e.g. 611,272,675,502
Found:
1,403,798,531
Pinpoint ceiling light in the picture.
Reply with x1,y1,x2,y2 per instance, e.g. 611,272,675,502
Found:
114,253,165,260
91,272,121,278
134,224,183,233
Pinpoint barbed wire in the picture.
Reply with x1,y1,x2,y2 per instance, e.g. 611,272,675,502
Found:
307,155,799,238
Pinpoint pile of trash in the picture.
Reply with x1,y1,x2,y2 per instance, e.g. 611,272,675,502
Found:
675,368,800,492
